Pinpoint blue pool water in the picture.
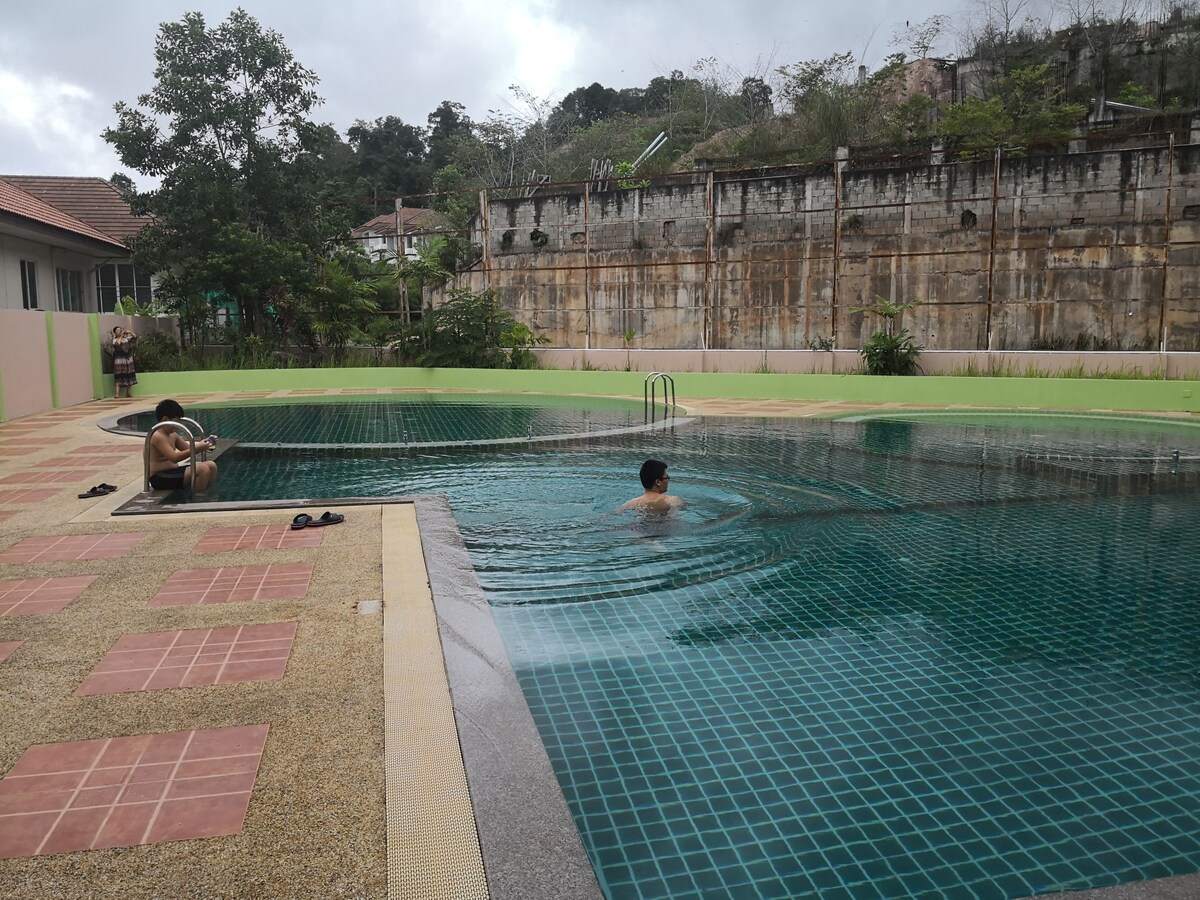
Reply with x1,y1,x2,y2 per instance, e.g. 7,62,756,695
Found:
166,409,1200,899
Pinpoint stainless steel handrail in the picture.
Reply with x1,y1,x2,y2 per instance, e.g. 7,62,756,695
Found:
178,417,208,460
143,420,197,497
644,372,676,422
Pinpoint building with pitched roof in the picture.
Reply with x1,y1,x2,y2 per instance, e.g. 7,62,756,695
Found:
0,176,151,313
351,206,452,263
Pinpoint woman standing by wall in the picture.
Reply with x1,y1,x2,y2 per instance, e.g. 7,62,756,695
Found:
112,326,138,399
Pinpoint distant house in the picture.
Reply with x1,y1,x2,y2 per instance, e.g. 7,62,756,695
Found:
0,176,152,313
351,206,452,264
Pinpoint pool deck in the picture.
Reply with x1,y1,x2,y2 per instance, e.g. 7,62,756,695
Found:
0,390,1197,900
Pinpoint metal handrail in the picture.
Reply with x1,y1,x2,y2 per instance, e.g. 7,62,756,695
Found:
143,420,197,497
178,417,208,461
644,372,676,422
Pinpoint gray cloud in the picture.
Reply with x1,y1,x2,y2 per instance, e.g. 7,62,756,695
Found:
0,0,1015,180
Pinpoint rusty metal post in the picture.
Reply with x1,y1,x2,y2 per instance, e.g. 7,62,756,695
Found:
1158,133,1175,353
479,189,491,292
984,147,1001,351
832,148,846,349
396,198,407,325
704,170,714,351
583,181,592,350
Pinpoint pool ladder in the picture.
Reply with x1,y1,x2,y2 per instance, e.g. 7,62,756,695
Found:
644,372,676,423
143,417,208,497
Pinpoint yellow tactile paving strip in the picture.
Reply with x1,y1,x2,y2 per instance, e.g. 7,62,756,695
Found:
381,504,489,900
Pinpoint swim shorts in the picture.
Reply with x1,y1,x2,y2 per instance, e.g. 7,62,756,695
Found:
149,468,187,490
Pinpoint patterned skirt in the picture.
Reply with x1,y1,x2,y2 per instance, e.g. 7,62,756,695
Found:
114,353,137,387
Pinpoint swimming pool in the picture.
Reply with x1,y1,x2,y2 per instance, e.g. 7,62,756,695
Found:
113,393,669,448
133,405,1200,898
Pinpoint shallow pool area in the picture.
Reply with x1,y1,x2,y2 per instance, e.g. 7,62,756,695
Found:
114,393,663,448
151,407,1200,899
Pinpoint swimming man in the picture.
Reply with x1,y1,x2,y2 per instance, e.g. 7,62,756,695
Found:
621,459,684,513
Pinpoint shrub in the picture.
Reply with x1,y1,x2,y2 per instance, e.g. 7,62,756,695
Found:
403,288,547,369
852,296,923,376
132,330,183,372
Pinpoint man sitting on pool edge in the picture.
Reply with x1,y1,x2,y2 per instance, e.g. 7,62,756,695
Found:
148,399,218,492
621,459,684,513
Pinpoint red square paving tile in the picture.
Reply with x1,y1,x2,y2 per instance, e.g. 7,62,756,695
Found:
67,445,140,456
40,454,132,468
0,534,147,565
0,489,60,505
149,564,313,607
76,622,298,695
0,724,269,858
0,470,98,486
0,576,99,616
0,641,23,663
194,525,324,553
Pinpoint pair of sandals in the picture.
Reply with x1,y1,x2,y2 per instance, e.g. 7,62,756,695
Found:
291,511,345,530
78,483,118,499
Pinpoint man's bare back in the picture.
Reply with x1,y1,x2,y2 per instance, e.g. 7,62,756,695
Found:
620,459,684,513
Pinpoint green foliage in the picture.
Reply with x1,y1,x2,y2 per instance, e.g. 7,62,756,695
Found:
105,9,335,343
775,52,908,157
310,253,381,362
1115,81,1157,107
851,296,923,376
403,288,547,369
113,294,161,316
614,161,649,189
130,330,182,372
938,64,1085,150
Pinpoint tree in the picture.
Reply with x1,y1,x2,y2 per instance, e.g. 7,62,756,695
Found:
1060,0,1152,99
108,172,136,202
104,9,335,341
777,52,908,156
891,14,952,58
739,76,774,122
346,116,431,210
547,82,622,139
427,100,474,171
937,63,1086,148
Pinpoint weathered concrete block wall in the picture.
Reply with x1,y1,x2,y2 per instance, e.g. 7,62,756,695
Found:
458,144,1200,352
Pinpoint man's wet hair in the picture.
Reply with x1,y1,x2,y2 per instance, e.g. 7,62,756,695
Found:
155,399,184,421
640,459,668,489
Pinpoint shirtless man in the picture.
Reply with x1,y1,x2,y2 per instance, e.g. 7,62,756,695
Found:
621,459,684,513
147,398,217,492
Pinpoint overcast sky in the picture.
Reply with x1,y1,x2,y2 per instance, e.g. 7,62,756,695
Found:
0,0,1057,183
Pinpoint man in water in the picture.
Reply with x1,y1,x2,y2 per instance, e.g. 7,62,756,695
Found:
147,398,218,492
621,459,684,513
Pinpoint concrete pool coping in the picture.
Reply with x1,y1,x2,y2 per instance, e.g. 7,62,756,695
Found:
3,390,1200,899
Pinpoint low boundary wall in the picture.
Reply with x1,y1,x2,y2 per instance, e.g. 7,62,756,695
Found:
129,367,1200,414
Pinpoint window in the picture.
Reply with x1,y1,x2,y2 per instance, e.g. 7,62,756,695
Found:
56,269,84,312
19,260,38,309
95,263,152,313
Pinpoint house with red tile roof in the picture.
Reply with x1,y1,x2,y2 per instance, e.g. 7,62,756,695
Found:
0,176,152,313
351,206,452,263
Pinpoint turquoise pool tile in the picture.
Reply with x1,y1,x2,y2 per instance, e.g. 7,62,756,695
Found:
177,407,1200,898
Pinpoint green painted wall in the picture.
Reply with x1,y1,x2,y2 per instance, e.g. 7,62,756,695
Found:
44,313,59,409
87,315,106,400
134,368,1200,414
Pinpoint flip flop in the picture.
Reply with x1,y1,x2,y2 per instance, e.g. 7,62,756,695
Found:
99,483,118,492
78,485,111,499
307,511,345,527
291,514,312,530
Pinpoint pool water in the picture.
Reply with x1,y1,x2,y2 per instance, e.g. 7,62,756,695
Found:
185,414,1200,899
118,394,652,447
